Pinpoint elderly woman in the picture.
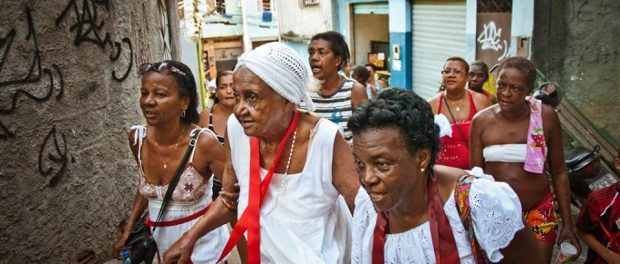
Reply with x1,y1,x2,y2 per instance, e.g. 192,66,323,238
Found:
429,57,492,170
163,43,359,263
112,60,229,263
306,31,368,143
470,57,581,262
349,89,543,263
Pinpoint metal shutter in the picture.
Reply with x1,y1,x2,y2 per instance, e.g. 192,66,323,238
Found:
411,0,466,100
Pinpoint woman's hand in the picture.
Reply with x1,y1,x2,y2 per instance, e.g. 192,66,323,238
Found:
163,232,197,264
112,230,130,259
557,225,582,259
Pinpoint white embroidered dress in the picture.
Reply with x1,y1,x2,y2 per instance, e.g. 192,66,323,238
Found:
351,170,524,264
228,116,352,264
132,126,229,264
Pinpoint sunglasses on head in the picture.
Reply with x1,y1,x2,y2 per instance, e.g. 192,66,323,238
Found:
139,62,186,76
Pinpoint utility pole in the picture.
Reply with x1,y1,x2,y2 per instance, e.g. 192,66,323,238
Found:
240,0,252,52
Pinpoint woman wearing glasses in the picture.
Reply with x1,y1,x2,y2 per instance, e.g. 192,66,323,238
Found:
113,60,229,263
470,57,580,262
428,57,492,169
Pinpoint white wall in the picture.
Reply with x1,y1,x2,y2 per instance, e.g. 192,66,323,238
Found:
276,0,334,39
510,0,534,58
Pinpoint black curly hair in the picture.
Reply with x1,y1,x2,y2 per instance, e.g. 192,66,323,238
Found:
348,89,440,169
350,65,370,84
310,31,350,70
141,60,199,124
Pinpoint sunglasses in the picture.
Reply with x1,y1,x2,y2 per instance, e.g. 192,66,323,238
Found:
139,62,186,76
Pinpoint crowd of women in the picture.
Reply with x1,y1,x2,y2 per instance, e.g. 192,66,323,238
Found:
112,30,587,263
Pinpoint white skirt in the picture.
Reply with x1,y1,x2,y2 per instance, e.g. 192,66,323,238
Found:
148,195,229,264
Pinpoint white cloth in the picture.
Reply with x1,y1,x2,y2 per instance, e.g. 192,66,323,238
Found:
483,144,548,163
227,115,352,264
148,195,229,264
351,173,524,264
235,42,315,111
434,113,453,138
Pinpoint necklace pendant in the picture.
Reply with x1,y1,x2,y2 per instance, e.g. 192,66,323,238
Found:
456,107,460,111
163,164,167,169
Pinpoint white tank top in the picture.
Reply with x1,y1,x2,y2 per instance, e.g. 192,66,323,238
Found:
227,115,352,264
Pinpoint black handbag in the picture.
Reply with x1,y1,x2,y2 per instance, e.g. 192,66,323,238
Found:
124,129,200,264
125,213,157,263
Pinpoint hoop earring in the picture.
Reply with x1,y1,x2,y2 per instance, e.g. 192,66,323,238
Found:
181,109,186,118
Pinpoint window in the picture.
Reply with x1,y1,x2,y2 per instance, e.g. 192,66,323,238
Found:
478,0,511,13
215,0,225,14
258,0,273,12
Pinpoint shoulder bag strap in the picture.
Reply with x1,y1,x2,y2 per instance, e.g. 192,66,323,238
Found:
152,129,200,232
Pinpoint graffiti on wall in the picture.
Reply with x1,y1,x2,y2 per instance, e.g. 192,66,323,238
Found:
1,2,135,186
0,7,65,139
38,126,71,187
477,21,510,61
55,0,133,82
475,12,512,70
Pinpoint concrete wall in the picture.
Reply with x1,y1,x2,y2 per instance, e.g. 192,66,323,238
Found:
276,0,334,40
532,0,620,146
0,0,175,262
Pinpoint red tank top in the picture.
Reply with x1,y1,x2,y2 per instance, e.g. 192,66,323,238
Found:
436,91,477,169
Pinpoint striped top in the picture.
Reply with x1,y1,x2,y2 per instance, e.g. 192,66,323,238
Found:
305,79,354,142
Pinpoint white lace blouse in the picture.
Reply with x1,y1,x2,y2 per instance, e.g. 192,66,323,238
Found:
351,171,524,264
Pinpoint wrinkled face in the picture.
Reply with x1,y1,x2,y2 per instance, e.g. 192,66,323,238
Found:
308,38,342,80
468,65,487,90
232,67,293,137
442,60,468,92
352,127,424,212
216,74,235,107
496,67,532,112
140,72,188,126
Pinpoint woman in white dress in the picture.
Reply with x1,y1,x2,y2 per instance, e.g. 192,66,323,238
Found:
348,88,544,263
163,43,360,264
113,60,229,263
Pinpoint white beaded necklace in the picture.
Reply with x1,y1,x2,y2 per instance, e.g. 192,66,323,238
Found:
282,129,297,177
267,129,297,214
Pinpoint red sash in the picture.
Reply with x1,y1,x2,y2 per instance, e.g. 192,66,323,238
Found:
371,210,388,264
371,173,460,263
217,111,300,263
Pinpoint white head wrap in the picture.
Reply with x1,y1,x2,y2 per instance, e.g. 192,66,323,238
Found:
235,42,315,111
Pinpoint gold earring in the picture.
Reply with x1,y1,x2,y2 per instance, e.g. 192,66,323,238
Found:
181,109,186,118
420,168,425,172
